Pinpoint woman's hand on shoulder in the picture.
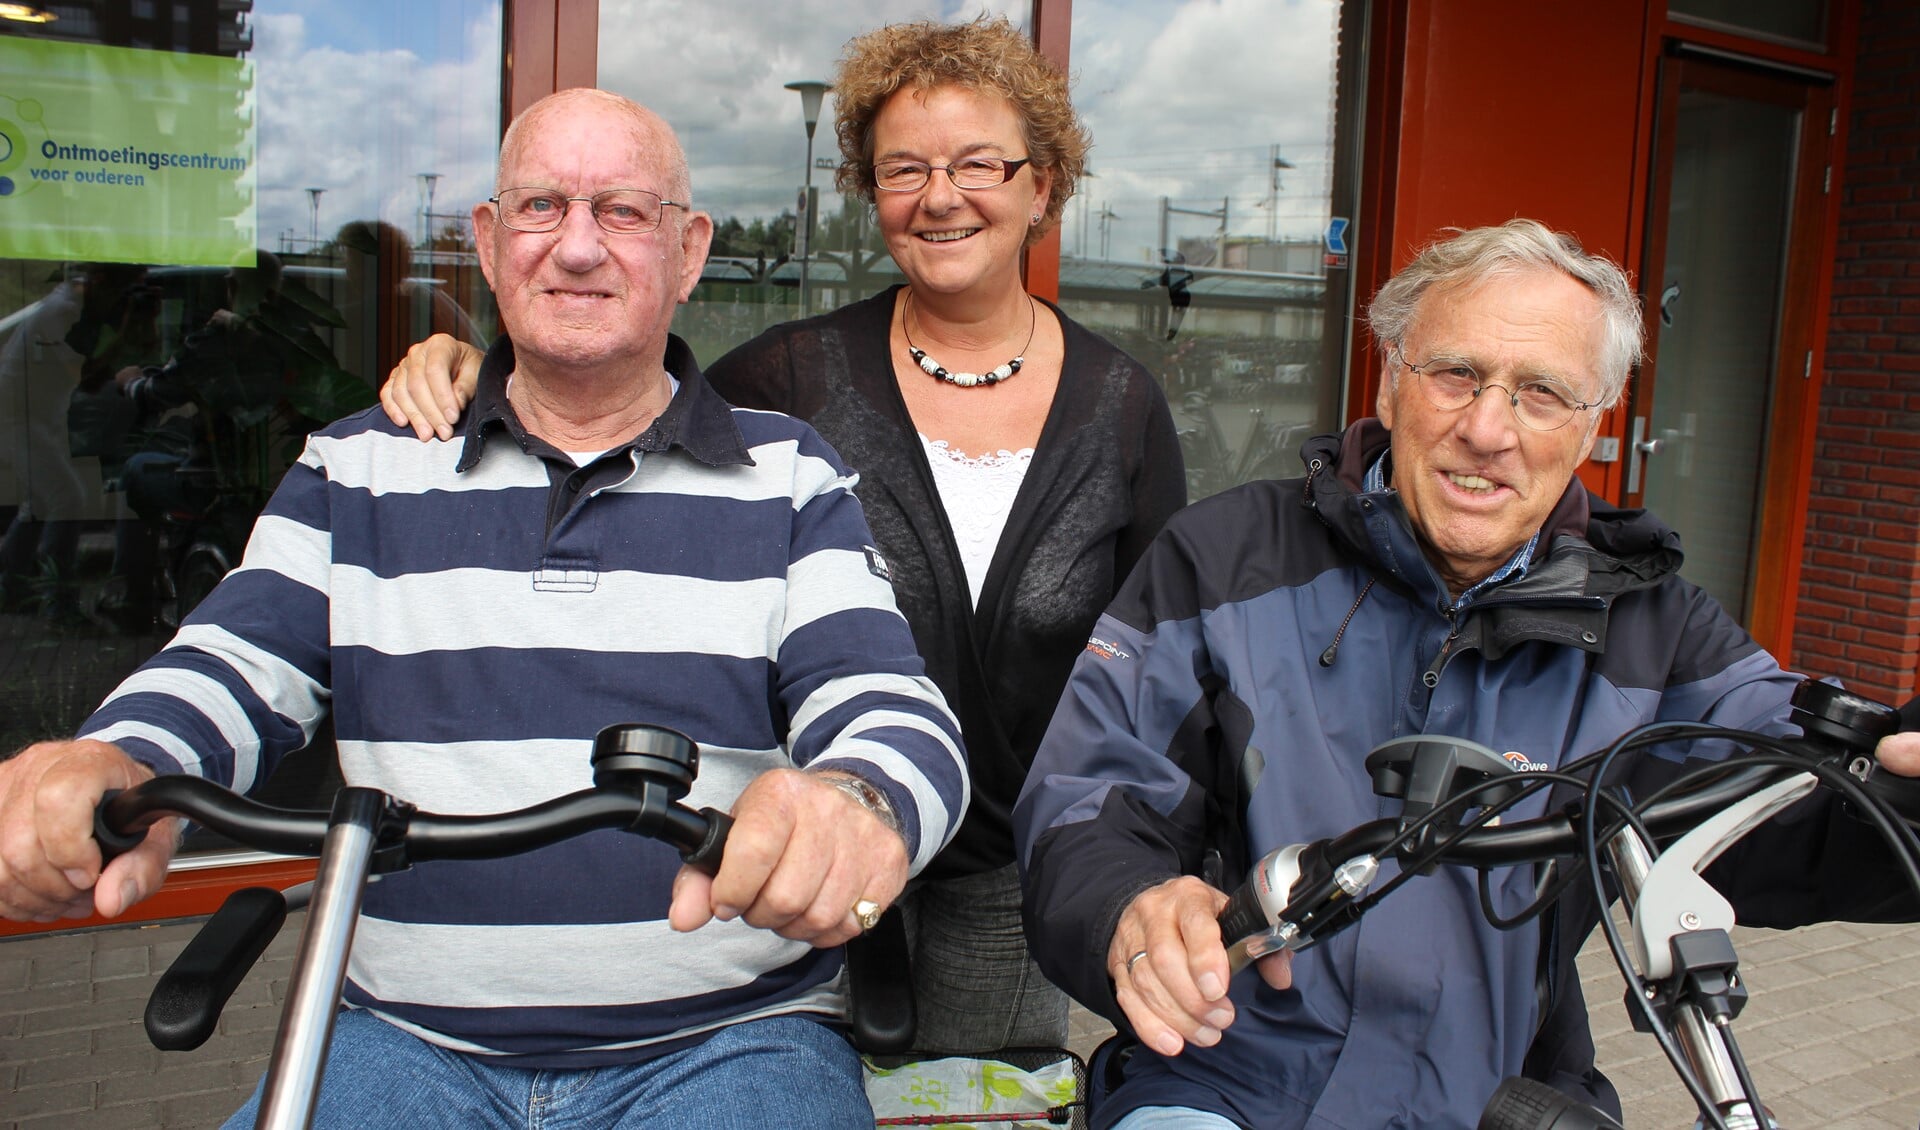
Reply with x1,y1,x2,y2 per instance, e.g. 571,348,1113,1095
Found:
380,334,484,441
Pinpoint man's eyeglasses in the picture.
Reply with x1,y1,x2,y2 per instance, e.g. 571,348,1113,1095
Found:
1394,349,1599,432
873,156,1032,193
489,187,687,235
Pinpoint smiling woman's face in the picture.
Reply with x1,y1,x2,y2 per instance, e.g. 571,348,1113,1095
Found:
870,84,1051,302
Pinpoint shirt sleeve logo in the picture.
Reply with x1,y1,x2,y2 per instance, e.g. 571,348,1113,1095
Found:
1084,637,1132,660
863,545,892,582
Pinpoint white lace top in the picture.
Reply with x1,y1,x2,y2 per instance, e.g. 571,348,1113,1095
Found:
919,434,1034,609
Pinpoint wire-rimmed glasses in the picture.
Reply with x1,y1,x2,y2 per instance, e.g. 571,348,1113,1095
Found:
872,156,1032,193
1393,349,1599,432
489,188,687,235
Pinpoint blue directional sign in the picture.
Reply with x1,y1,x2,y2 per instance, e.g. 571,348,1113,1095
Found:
1325,216,1350,256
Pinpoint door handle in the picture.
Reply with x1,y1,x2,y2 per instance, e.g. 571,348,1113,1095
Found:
1627,417,1660,495
1660,282,1681,328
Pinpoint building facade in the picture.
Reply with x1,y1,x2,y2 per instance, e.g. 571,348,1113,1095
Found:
0,0,1912,934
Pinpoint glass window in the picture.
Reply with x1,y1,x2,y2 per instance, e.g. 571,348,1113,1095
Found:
1058,0,1356,499
1668,0,1826,50
595,1,1359,502
0,2,502,824
595,0,1027,364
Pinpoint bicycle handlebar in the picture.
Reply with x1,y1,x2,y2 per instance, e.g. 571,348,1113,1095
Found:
92,722,732,875
1210,681,1915,1130
1219,682,1912,961
94,774,731,873
91,723,732,1130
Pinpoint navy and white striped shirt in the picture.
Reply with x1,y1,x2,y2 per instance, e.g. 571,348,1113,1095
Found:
82,335,967,1065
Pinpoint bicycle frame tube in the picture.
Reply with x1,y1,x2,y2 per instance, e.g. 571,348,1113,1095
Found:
1605,830,1747,1112
257,788,385,1130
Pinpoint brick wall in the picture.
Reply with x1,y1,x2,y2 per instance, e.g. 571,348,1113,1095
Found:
1794,0,1920,706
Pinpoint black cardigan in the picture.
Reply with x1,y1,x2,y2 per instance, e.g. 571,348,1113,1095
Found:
707,286,1187,878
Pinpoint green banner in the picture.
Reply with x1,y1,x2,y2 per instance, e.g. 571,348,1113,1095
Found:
0,38,255,266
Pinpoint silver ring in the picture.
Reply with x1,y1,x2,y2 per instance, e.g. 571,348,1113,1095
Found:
1126,949,1149,974
852,898,883,932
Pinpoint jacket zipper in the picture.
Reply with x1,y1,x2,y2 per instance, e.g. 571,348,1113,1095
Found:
1421,608,1459,689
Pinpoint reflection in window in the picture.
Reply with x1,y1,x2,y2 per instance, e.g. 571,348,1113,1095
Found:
595,1,1359,502
1060,0,1353,500
595,1,1026,361
0,2,501,796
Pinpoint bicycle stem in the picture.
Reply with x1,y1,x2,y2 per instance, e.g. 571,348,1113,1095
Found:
258,788,388,1130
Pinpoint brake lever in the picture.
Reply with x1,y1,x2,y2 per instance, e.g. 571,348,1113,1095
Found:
1626,772,1818,980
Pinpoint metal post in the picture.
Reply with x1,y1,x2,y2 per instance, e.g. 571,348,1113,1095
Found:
785,82,829,318
304,188,324,249
799,133,815,316
1218,196,1229,269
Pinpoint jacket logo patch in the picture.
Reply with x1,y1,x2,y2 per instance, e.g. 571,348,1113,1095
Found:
864,546,892,582
1085,637,1131,660
1502,750,1550,772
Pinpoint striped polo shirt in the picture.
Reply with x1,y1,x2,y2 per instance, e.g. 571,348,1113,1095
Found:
81,334,967,1066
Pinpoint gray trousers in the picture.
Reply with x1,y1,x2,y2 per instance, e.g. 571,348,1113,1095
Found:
898,860,1071,1053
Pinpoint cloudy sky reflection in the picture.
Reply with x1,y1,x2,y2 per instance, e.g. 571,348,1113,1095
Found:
251,0,501,249
250,0,1338,264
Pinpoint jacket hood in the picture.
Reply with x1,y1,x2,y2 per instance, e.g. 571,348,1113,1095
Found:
1301,419,1686,603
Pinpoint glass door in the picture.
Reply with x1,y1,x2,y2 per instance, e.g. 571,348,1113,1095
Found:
1630,53,1833,644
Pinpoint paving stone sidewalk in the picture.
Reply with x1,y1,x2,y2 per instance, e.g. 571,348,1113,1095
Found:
5,916,1919,1128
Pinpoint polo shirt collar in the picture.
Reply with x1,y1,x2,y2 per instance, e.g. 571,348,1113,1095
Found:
456,333,753,472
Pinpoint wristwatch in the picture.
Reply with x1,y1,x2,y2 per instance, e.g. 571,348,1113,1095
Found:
814,771,902,835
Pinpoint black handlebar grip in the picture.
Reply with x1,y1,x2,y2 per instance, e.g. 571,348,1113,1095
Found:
146,887,288,1051
1478,1077,1624,1130
681,807,731,875
1216,878,1272,947
93,789,148,864
1864,768,1920,828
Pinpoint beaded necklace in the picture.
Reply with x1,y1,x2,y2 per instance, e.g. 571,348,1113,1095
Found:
902,290,1036,388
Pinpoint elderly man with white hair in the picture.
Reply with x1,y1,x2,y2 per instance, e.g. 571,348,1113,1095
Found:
0,89,966,1130
1016,219,1920,1130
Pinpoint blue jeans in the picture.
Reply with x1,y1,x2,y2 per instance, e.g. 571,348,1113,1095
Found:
1108,1108,1241,1129
222,1010,871,1129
